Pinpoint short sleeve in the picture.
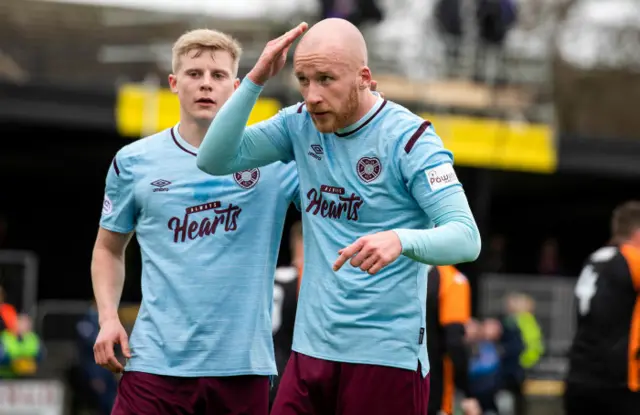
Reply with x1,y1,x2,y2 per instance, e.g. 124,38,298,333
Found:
99,153,137,233
398,122,463,211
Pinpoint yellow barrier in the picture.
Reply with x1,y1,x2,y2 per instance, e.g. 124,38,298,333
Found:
116,84,281,137
422,113,557,174
115,84,556,173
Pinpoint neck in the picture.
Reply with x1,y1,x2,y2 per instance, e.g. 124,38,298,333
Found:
344,91,378,128
622,235,640,250
178,115,210,148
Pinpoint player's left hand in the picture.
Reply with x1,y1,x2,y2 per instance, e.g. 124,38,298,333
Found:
333,231,402,275
370,80,384,99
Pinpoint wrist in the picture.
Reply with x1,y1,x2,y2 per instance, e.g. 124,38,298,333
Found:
391,228,411,254
98,310,120,326
246,70,265,87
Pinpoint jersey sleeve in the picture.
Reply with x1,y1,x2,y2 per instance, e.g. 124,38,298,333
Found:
398,121,462,209
278,161,301,210
439,267,471,325
99,153,137,233
392,121,481,264
197,78,295,175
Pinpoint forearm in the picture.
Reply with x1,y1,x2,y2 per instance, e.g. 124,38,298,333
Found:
91,248,125,325
394,192,481,264
197,79,282,175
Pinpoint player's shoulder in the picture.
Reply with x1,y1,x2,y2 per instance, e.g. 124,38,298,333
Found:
619,243,640,267
278,102,308,119
585,245,634,283
380,100,440,152
275,266,299,283
279,102,314,128
114,128,172,166
586,245,619,264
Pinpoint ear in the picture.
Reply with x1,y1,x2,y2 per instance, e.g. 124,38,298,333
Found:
233,78,240,90
359,66,372,90
168,74,178,93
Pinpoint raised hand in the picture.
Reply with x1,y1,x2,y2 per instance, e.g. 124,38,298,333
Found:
247,23,308,86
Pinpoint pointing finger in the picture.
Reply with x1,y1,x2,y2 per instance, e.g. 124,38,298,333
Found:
333,240,364,271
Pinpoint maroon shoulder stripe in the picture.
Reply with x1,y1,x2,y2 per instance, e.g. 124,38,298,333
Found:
112,158,120,176
404,121,432,154
297,103,305,113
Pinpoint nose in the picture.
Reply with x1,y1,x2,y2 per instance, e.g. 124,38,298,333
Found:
200,73,214,91
305,83,323,106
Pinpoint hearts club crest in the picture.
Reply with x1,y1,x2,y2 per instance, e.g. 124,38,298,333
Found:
357,157,382,183
233,168,260,189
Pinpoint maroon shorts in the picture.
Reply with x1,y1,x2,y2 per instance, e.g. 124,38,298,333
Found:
111,371,269,415
271,351,430,415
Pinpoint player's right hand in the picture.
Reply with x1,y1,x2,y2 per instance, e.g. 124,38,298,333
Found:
460,397,482,415
94,318,130,373
247,22,308,86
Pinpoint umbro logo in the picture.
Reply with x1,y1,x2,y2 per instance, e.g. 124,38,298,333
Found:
308,144,323,161
151,179,171,192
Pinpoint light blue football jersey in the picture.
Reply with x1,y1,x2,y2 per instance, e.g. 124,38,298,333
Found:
239,96,467,377
99,125,299,377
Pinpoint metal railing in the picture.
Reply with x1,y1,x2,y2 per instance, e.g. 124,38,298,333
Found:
0,250,39,317
478,273,578,379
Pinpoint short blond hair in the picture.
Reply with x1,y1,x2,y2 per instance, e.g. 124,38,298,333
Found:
172,29,242,75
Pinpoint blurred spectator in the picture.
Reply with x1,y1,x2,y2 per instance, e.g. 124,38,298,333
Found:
493,316,524,399
474,0,518,83
435,0,517,82
435,0,464,39
501,293,543,415
0,314,43,378
506,293,544,371
467,318,502,413
476,0,517,46
434,0,465,77
426,265,481,415
74,301,117,415
0,285,18,334
319,0,383,28
537,237,565,276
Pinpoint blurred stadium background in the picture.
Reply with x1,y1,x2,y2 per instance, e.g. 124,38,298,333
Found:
0,0,639,413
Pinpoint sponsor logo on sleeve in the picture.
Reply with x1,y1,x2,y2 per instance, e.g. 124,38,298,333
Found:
425,163,459,191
